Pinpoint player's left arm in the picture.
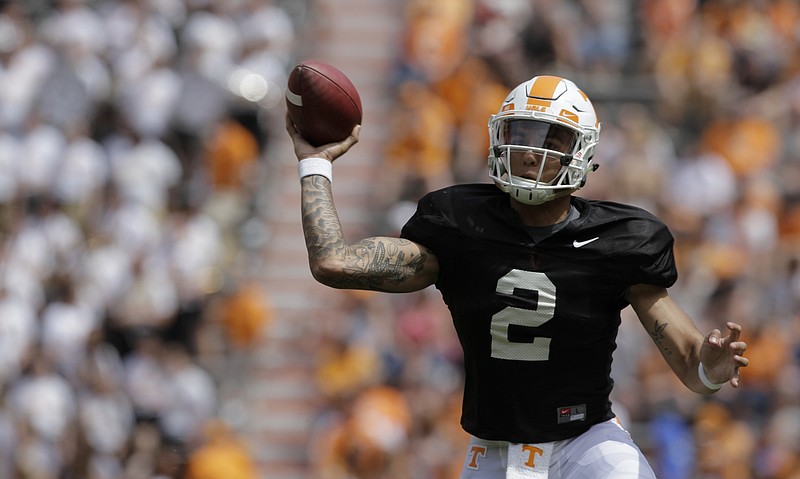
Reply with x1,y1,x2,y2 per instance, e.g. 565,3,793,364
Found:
627,283,749,394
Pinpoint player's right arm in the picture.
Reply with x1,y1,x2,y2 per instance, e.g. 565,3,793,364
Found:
288,114,439,293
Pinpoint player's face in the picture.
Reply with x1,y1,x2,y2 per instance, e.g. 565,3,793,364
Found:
502,120,576,184
508,149,563,183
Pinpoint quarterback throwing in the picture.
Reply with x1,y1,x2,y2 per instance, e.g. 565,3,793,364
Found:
286,74,749,479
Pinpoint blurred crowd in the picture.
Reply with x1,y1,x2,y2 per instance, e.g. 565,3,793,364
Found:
307,1,800,479
0,0,293,477
2,0,799,478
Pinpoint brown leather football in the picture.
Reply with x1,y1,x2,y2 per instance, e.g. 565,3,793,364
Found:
286,60,362,147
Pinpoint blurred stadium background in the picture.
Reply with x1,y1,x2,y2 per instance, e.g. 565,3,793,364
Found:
0,0,798,478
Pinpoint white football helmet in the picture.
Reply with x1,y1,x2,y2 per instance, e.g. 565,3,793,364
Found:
488,75,601,205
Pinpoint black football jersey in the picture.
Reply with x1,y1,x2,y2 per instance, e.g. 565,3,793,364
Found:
400,184,677,443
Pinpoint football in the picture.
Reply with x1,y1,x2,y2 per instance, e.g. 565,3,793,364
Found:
285,60,362,147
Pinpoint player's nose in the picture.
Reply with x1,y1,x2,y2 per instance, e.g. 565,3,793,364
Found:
522,149,542,166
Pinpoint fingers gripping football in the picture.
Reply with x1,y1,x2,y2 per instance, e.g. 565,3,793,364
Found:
286,113,360,163
285,60,362,147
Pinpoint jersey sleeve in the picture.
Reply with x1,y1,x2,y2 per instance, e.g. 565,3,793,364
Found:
399,191,457,255
624,217,678,288
581,199,679,289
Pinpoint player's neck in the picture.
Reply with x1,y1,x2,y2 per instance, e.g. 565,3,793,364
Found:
510,195,572,227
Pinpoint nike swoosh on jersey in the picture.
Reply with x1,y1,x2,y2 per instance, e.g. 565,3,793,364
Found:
573,237,600,248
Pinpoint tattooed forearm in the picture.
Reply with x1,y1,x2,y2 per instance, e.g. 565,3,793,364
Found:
301,175,347,264
650,320,673,356
300,175,432,291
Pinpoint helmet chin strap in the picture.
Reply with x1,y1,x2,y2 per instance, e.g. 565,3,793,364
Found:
549,187,579,201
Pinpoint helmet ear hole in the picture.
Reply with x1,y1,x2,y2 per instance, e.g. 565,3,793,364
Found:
559,154,573,167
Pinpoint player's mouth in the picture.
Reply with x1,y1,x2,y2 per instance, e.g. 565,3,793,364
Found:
520,171,541,181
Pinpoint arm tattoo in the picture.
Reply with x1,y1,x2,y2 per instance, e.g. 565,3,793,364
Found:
340,238,428,290
301,176,429,290
650,320,673,356
301,176,347,264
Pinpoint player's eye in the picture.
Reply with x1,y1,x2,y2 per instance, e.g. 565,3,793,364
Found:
543,139,564,151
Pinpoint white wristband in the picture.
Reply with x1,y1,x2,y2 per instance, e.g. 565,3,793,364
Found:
698,362,724,390
298,157,332,183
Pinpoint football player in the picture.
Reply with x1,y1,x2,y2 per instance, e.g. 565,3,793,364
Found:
286,75,749,478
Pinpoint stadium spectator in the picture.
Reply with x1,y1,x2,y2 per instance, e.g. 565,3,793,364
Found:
184,419,258,479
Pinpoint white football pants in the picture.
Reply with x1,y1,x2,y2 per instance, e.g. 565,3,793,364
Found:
460,418,657,479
